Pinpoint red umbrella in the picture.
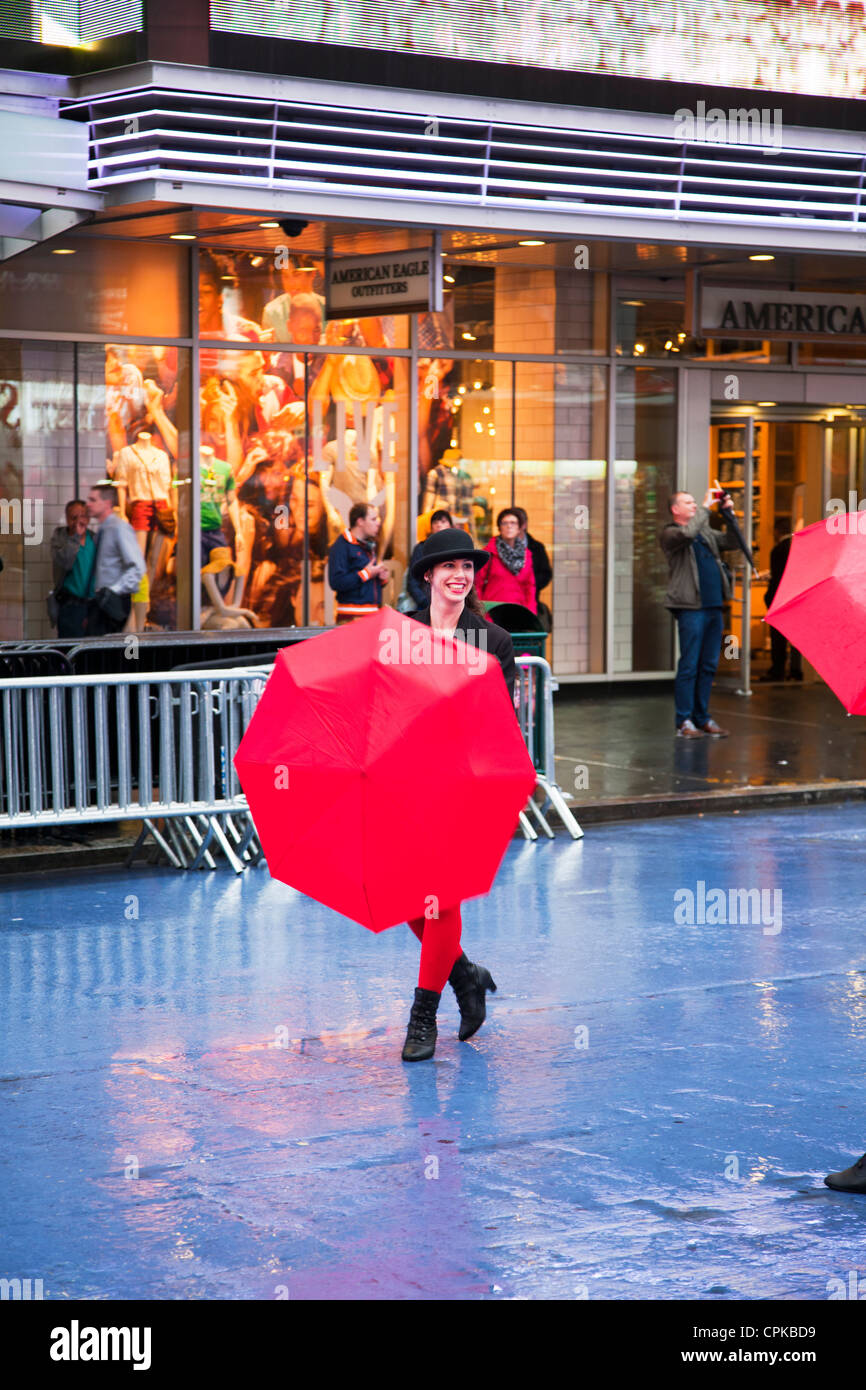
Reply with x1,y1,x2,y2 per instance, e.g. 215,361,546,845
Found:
233,606,536,931
765,514,866,713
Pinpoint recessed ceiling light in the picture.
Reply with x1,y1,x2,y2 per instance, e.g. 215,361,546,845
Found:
749,254,774,261
170,233,196,240
51,248,76,254
250,255,264,267
444,274,455,284
518,239,545,246
622,300,645,307
220,275,233,281
259,221,280,228
757,401,777,407
461,332,476,341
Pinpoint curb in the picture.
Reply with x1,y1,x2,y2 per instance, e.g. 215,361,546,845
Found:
566,780,866,826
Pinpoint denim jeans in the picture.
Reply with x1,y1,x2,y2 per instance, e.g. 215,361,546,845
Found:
673,607,724,727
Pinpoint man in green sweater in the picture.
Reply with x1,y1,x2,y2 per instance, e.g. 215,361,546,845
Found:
50,499,97,637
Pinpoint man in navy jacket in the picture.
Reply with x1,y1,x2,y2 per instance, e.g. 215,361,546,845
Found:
327,502,388,622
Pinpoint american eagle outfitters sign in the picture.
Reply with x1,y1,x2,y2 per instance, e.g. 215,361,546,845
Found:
701,286,866,341
326,248,440,319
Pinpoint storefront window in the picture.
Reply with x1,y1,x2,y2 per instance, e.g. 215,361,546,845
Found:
520,363,607,674
616,295,685,359
200,343,409,628
198,247,325,344
0,240,189,338
0,341,76,640
691,337,789,364
797,340,866,364
419,356,506,546
79,343,191,632
615,365,677,672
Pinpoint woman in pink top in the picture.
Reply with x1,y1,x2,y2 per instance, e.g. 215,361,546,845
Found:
475,508,537,613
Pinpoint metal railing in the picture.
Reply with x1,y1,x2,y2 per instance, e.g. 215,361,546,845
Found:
0,666,271,873
0,654,581,876
514,655,583,842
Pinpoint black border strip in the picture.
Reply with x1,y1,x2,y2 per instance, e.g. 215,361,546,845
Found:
211,29,866,134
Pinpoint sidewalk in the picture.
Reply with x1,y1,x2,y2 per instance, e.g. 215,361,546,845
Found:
555,676,866,824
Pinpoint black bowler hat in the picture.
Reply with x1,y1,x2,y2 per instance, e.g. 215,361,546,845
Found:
409,527,490,583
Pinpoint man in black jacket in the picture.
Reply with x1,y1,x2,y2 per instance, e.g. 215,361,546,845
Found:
759,521,802,681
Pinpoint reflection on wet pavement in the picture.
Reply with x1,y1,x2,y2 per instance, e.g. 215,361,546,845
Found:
555,679,865,803
1,802,865,1300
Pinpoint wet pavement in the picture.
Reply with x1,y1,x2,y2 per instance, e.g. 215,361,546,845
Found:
2,801,866,1301
555,677,866,814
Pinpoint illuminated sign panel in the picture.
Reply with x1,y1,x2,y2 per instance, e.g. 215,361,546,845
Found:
211,1,866,101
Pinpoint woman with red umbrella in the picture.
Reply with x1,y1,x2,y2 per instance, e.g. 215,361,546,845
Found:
402,528,518,1061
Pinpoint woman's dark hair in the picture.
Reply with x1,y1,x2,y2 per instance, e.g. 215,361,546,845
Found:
512,505,528,527
496,508,521,529
430,508,453,526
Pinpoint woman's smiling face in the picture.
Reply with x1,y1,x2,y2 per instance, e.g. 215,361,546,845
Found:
426,557,476,603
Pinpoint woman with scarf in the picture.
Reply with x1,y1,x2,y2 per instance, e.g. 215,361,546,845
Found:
475,508,537,614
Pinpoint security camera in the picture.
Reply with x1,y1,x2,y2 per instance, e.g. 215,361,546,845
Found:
279,220,308,238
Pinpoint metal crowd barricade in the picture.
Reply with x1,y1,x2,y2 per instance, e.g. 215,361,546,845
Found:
514,655,583,841
0,653,580,877
0,666,273,874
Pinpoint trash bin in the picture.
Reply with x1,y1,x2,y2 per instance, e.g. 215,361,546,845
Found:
482,602,548,658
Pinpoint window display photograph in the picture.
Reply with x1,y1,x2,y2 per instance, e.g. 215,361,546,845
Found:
100,343,188,632
200,352,407,630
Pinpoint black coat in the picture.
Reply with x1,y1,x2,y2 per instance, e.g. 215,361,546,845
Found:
410,604,517,703
526,532,552,594
765,535,791,607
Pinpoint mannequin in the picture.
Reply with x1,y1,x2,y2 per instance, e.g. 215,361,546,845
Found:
200,444,242,597
200,548,258,629
112,430,175,581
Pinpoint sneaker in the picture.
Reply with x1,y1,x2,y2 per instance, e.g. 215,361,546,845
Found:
825,1153,866,1193
699,720,730,737
676,719,704,738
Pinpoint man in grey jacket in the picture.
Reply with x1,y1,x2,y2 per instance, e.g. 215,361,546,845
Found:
659,488,740,739
85,484,146,636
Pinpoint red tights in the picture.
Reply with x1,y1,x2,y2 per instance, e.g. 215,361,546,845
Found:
407,904,463,993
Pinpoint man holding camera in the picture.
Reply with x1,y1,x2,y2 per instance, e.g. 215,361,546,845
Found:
660,487,740,739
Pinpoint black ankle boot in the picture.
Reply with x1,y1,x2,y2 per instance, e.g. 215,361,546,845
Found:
825,1153,866,1192
448,952,497,1041
401,987,440,1062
